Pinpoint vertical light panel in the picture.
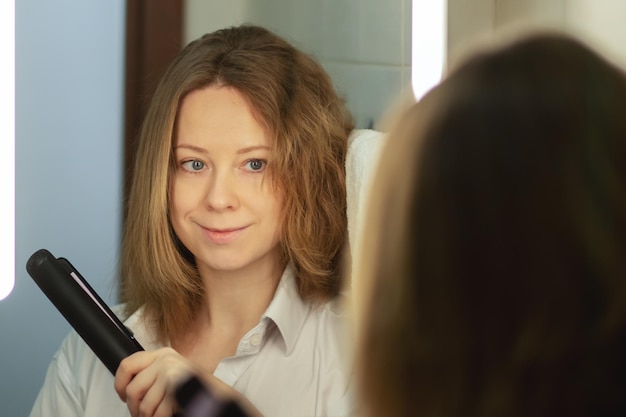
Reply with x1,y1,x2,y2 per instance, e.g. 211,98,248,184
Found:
411,0,447,100
0,0,15,301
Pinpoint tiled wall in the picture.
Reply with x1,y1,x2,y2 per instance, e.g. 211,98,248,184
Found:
184,0,412,130
447,0,626,71
185,1,626,130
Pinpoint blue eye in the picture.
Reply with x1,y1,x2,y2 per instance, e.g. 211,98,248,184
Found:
182,160,205,172
245,159,266,172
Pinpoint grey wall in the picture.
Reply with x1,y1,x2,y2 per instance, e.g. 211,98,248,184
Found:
0,1,125,416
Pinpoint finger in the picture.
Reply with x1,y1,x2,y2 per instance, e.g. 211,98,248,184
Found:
114,351,158,401
135,374,168,417
153,396,177,417
125,365,159,416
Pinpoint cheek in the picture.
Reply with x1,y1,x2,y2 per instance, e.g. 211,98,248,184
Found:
168,183,194,243
168,185,193,232
168,181,180,215
168,187,182,231
257,178,283,206
169,179,198,214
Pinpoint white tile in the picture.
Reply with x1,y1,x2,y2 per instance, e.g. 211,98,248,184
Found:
239,0,407,66
319,0,361,61
246,0,293,37
401,65,411,92
359,0,405,65
402,0,412,66
184,0,248,43
324,62,405,129
243,1,325,57
287,2,325,54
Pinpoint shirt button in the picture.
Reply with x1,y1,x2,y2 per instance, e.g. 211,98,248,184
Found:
250,333,262,346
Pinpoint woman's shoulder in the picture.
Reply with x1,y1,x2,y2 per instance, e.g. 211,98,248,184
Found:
33,304,135,417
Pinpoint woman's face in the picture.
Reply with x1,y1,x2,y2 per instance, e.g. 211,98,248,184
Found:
169,85,284,276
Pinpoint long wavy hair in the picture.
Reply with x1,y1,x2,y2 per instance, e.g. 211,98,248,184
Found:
356,32,626,417
121,25,354,344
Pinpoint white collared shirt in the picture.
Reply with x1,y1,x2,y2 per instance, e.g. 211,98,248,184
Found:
29,265,355,417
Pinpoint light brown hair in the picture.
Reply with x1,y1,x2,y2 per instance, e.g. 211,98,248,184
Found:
356,32,626,417
121,25,354,343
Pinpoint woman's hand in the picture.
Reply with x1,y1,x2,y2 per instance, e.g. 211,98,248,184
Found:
114,347,195,417
114,347,264,417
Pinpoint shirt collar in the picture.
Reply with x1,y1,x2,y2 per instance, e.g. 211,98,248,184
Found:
125,264,312,354
263,263,311,355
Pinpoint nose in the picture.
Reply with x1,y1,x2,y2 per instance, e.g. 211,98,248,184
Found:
204,169,239,211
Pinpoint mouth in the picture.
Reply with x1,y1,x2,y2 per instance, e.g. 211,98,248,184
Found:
201,225,249,244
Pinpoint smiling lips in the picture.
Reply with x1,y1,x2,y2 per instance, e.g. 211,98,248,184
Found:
201,225,248,244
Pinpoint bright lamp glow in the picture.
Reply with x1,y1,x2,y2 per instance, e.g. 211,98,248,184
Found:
0,0,15,301
411,0,447,100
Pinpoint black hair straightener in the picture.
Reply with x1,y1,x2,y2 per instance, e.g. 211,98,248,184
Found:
26,248,143,375
27,248,250,416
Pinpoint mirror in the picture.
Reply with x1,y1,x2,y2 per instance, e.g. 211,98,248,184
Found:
7,2,626,417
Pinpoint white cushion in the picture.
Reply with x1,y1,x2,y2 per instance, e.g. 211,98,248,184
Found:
345,129,387,286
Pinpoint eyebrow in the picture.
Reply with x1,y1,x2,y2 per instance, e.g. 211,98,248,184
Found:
174,144,207,154
174,144,270,154
237,145,270,154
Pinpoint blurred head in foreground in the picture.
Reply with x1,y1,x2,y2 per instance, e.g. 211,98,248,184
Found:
355,32,626,417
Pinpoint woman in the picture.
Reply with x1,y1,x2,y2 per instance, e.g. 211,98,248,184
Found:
354,32,626,417
31,25,354,417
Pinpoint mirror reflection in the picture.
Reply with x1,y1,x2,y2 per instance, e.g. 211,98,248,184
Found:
6,1,626,416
